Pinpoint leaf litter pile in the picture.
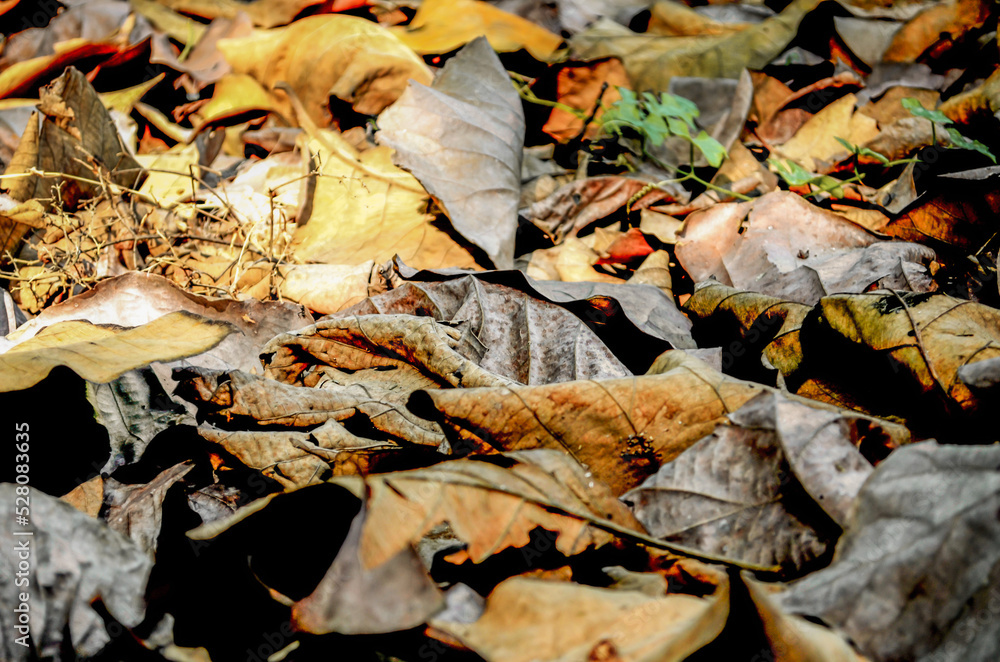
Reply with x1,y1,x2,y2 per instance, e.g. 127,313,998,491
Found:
2,0,1000,660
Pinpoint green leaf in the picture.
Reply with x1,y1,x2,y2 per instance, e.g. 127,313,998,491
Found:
643,114,669,145
856,146,891,165
770,158,820,186
945,127,997,163
665,116,691,139
834,136,856,153
691,131,727,168
902,97,951,125
646,93,699,126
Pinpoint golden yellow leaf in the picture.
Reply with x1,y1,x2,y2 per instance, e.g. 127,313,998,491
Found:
291,129,478,269
217,15,432,125
775,93,879,171
392,0,563,61
0,311,235,392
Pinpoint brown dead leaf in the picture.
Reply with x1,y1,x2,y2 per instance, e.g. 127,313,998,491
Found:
622,392,879,571
409,351,773,495
103,462,194,555
780,441,1000,662
336,276,631,383
29,67,142,209
61,475,105,518
676,192,934,304
6,272,313,374
541,58,629,143
683,281,811,380
261,313,517,394
648,1,750,37
0,311,234,392
526,176,683,244
807,290,1000,435
144,0,326,28
293,504,445,634
882,0,991,63
0,485,152,661
335,450,645,569
882,166,1000,252
175,364,445,449
570,0,820,91
774,93,879,172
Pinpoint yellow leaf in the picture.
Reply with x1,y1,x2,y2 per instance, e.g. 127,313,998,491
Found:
0,311,235,392
216,15,432,126
291,129,478,269
392,0,563,61
775,93,879,171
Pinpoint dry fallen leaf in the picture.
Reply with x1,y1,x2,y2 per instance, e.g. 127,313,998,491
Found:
0,311,234,392
570,0,821,91
392,0,563,61
216,15,432,125
378,37,523,269
291,128,479,270
622,392,880,572
781,441,1000,662
0,485,152,661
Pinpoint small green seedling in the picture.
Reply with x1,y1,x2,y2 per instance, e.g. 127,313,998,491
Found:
600,88,728,168
770,158,847,198
902,97,996,163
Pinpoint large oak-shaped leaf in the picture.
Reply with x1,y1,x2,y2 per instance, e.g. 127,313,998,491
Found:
622,392,880,572
378,37,523,269
781,441,1000,662
0,485,152,661
216,15,432,125
291,129,478,269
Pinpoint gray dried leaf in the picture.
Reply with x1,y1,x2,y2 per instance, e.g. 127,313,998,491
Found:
0,485,151,661
780,441,1000,662
378,37,523,269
